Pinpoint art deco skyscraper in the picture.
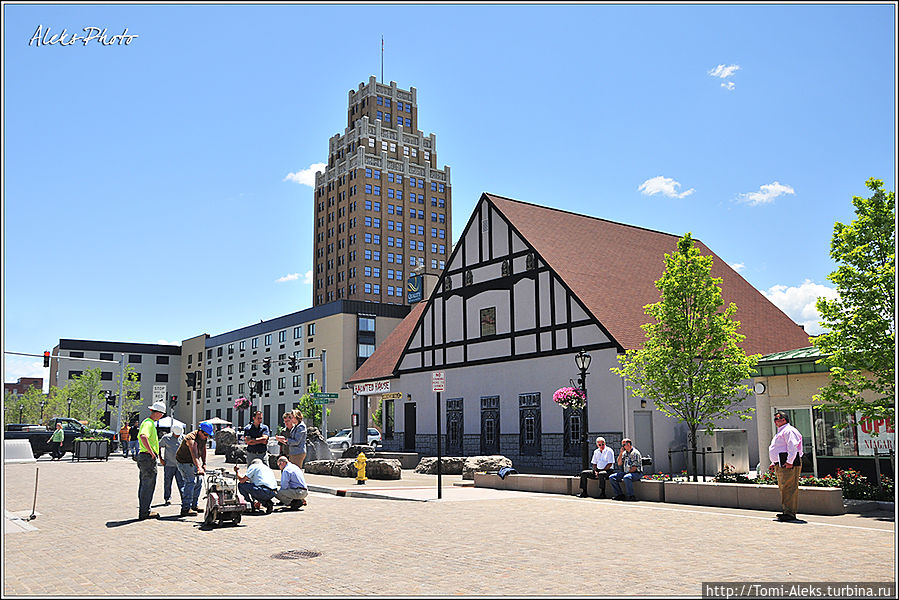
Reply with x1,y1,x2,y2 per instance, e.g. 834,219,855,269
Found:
313,76,452,306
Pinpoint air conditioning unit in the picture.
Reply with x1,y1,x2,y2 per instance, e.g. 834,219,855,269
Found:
697,428,749,475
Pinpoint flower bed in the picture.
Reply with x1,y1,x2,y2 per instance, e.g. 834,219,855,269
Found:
714,466,893,501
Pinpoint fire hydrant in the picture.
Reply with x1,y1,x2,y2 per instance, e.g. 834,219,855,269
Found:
354,452,367,485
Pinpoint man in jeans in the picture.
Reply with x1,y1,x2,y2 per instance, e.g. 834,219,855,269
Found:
175,422,213,517
136,402,166,520
234,458,278,514
608,438,643,501
243,411,270,466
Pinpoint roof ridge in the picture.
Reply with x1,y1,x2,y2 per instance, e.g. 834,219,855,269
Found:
484,192,689,241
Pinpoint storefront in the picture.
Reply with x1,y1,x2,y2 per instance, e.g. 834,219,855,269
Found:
754,347,893,480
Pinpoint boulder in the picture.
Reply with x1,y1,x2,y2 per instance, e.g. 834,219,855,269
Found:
414,456,465,475
225,445,247,464
341,444,376,459
215,427,238,455
331,458,357,477
304,460,335,475
365,458,402,480
306,427,333,461
462,455,513,480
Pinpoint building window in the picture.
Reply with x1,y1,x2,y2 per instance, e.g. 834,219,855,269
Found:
480,307,496,337
307,373,316,386
101,371,113,381
239,362,245,373
239,340,246,351
519,393,542,456
68,370,83,379
480,396,500,455
294,326,302,338
129,355,142,363
279,331,286,343
99,353,113,361
278,377,286,390
216,366,222,377
227,364,234,375
264,334,272,346
358,343,375,358
252,338,258,349
293,375,301,388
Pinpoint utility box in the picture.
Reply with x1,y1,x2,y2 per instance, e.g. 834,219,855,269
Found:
698,429,749,475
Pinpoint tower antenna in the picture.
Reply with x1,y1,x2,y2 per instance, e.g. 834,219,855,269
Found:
380,35,384,83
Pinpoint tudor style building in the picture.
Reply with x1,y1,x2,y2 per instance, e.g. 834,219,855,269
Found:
348,193,813,474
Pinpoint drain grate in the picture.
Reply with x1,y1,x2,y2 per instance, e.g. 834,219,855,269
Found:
271,549,322,560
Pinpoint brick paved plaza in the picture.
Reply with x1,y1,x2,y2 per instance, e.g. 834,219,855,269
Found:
3,452,895,597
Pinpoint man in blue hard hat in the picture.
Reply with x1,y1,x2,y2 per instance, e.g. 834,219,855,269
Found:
175,421,213,517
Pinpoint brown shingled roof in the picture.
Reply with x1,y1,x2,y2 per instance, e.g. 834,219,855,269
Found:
347,301,427,384
487,193,811,356
347,193,812,384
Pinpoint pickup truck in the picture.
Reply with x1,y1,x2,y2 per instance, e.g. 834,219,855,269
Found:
4,417,118,459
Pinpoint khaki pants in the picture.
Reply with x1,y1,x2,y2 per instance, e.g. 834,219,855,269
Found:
289,453,306,469
775,464,801,518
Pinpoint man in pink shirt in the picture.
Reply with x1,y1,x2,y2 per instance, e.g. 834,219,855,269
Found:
768,411,803,521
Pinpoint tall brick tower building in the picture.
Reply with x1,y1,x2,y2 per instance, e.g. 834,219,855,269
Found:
313,76,452,306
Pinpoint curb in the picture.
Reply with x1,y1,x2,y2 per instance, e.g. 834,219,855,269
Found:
844,499,895,514
307,484,428,502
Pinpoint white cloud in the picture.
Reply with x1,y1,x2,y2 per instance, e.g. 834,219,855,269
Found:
763,279,838,336
276,270,314,284
283,162,326,187
730,262,745,273
708,64,741,79
737,181,795,206
721,81,735,91
156,339,179,346
638,176,695,199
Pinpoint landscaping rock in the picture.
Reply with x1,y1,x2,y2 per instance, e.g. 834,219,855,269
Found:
225,445,247,464
304,460,335,475
341,444,375,459
415,456,465,475
215,427,238,455
332,458,357,477
365,458,402,480
306,427,333,461
463,455,513,480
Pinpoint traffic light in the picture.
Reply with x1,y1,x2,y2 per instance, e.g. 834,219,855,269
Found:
262,358,272,376
186,372,196,388
254,380,263,396
43,351,50,367
106,393,117,408
170,394,178,409
288,356,298,372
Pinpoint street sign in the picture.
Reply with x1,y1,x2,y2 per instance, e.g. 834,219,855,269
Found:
432,371,445,393
313,398,333,406
312,393,338,399
153,385,166,403
381,392,402,400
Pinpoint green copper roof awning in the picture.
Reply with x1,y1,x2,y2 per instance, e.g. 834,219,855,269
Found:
752,346,831,377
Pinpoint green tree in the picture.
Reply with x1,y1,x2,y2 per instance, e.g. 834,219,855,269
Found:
611,233,760,480
54,368,105,428
116,365,143,426
813,178,895,423
4,387,48,424
295,380,330,429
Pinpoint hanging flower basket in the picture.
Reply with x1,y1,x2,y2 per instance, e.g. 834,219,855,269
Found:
553,387,586,410
234,397,250,411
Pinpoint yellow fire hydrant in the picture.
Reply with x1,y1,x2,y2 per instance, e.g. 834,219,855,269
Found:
354,452,367,485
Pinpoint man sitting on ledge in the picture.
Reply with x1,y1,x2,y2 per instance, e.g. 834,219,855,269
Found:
579,437,615,498
609,438,643,501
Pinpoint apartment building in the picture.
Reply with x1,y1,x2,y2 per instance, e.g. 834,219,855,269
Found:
194,300,409,435
313,76,452,306
49,339,182,429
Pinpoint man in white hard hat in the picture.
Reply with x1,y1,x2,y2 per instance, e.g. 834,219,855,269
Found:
137,401,166,520
159,423,185,506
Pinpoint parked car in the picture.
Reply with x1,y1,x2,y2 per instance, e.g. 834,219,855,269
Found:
3,417,118,458
326,428,381,450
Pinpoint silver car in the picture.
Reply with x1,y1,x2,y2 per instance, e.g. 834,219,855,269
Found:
326,428,382,450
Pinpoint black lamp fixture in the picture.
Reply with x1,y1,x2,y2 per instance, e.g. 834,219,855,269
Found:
18,404,24,423
67,398,73,417
573,348,592,471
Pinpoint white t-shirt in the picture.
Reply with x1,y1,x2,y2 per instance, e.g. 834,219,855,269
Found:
591,446,615,469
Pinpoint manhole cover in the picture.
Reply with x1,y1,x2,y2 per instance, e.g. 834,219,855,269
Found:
271,549,322,560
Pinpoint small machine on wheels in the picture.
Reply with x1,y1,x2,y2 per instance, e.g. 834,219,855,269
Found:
203,467,246,526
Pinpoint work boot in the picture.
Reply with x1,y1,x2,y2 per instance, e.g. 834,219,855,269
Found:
180,508,197,517
139,511,160,520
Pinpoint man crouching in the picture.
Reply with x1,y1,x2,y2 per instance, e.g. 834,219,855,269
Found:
276,455,309,510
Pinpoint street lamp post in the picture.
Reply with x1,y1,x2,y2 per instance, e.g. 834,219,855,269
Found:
574,349,592,472
19,404,24,423
67,399,73,418
39,401,46,425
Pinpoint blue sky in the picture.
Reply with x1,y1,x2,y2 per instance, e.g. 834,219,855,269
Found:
3,3,896,390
